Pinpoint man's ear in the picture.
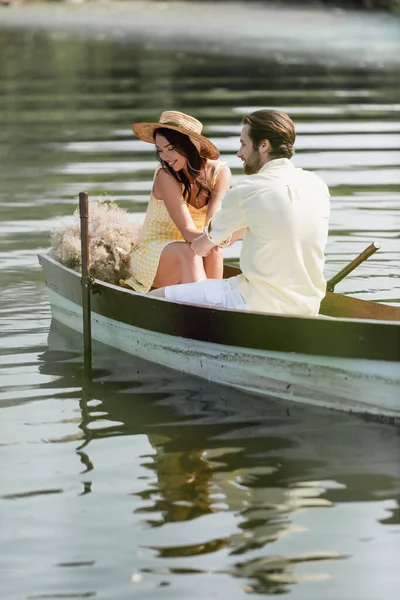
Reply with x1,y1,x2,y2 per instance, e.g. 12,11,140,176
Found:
259,139,270,155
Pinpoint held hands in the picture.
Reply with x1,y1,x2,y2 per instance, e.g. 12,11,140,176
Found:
191,233,215,257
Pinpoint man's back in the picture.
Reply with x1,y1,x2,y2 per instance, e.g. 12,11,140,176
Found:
222,158,330,315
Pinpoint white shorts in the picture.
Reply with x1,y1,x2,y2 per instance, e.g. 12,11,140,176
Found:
164,279,250,311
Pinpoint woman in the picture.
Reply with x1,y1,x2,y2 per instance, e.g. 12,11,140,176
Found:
122,111,231,293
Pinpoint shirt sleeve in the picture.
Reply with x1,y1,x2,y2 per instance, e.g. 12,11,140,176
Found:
207,186,246,246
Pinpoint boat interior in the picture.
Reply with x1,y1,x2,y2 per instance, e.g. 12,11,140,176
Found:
222,264,400,322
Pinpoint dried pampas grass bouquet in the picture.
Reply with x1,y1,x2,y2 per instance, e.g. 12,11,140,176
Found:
51,200,143,284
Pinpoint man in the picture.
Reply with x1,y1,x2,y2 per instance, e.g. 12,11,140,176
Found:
150,109,330,316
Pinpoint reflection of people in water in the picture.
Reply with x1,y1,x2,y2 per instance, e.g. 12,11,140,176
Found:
140,435,215,523
39,325,400,594
142,435,339,593
136,434,231,557
137,428,343,597
138,433,312,560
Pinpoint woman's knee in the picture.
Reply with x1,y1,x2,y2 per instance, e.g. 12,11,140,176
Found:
158,241,206,284
175,242,198,264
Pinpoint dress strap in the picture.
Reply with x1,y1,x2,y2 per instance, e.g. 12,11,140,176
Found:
211,160,226,188
153,166,163,181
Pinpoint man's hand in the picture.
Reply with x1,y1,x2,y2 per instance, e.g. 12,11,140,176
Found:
191,233,215,257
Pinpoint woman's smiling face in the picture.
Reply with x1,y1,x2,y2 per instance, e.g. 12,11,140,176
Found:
155,132,187,172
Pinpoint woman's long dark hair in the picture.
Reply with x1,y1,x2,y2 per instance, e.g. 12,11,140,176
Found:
154,128,212,204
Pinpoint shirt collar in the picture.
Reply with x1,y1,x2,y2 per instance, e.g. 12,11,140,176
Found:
259,158,294,173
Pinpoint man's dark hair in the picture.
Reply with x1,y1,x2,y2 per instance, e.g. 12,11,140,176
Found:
243,110,296,159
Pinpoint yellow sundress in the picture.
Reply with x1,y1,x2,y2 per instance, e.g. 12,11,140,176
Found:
123,161,226,293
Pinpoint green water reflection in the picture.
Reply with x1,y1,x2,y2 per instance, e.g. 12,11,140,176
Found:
0,23,399,600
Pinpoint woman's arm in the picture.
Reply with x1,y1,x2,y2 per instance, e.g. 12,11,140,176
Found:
205,164,231,226
153,169,202,243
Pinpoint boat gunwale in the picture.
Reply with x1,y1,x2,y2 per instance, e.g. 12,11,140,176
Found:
38,251,400,364
38,250,400,328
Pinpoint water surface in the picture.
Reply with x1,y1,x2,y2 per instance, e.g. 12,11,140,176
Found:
0,20,399,600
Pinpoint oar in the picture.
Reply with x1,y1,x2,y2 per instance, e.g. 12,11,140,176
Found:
79,191,92,379
326,242,380,292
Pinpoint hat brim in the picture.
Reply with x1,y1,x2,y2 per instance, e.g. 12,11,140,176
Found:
132,122,220,160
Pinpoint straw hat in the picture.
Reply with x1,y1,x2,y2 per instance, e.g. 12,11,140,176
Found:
132,111,219,160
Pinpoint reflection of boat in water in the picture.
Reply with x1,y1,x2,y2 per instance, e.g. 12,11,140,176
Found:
38,251,400,422
39,321,400,593
38,321,400,593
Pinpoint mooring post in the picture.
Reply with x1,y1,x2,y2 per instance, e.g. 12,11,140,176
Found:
79,192,92,379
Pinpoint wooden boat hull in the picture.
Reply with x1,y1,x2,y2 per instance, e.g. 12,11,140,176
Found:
38,252,400,422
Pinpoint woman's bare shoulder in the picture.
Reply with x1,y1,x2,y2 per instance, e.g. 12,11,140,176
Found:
208,160,231,190
206,158,227,171
154,167,180,187
153,167,181,199
154,166,171,180
205,159,230,181
206,159,220,168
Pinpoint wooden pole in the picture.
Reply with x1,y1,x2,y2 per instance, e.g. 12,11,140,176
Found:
326,242,380,292
79,192,92,379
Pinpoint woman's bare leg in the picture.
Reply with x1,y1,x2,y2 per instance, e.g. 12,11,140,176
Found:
203,247,224,279
152,241,207,288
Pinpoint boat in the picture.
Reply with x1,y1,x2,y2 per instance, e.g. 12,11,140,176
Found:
38,247,400,423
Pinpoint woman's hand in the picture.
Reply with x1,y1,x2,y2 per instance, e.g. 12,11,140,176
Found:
191,233,215,257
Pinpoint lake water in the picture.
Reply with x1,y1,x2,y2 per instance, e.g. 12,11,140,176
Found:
0,12,400,600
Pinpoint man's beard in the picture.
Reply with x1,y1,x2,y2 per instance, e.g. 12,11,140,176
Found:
243,149,263,175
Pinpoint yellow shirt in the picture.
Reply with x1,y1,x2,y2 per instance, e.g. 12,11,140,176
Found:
123,161,226,293
208,158,330,315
